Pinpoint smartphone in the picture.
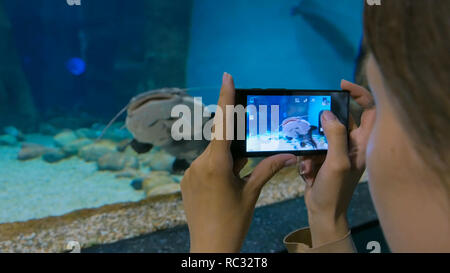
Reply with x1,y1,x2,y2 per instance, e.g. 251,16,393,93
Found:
231,89,349,158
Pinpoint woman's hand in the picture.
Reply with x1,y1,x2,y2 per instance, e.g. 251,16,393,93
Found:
299,80,376,247
181,73,297,253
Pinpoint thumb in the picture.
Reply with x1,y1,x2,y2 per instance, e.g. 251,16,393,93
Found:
321,111,348,161
245,154,297,195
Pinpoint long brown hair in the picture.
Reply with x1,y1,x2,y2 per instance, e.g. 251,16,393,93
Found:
364,1,450,182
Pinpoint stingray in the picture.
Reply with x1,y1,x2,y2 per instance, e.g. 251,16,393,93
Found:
99,87,213,164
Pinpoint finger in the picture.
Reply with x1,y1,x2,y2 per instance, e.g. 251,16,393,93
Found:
298,156,314,175
349,114,358,131
299,156,323,175
360,108,376,132
233,158,248,177
299,155,326,186
341,79,375,109
245,154,296,193
321,111,348,161
211,72,235,151
302,172,316,188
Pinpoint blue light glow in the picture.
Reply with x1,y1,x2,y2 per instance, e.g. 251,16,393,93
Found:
66,57,86,76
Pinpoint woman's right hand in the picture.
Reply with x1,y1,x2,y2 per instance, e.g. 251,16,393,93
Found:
299,80,376,247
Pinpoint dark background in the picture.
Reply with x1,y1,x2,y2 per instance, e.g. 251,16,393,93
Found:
1,0,193,129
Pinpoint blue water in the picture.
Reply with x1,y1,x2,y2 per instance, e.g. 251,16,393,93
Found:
2,0,363,117
66,57,86,76
0,0,364,224
187,0,364,105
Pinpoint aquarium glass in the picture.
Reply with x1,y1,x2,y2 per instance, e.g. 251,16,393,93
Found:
0,0,363,228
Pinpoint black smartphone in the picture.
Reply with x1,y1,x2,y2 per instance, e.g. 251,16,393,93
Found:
231,89,349,158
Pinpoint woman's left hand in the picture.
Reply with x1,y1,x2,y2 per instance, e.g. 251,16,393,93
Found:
181,73,297,253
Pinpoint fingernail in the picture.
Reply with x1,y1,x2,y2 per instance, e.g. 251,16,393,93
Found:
284,157,297,167
322,110,336,122
299,161,306,175
300,174,312,187
222,72,231,84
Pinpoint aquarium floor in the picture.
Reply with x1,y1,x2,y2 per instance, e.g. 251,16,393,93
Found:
0,134,144,224
82,183,379,253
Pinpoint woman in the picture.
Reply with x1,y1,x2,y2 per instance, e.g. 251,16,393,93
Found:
181,1,449,252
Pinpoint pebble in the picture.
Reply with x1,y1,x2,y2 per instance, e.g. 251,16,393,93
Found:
62,138,93,156
148,150,176,172
130,178,144,190
18,143,52,161
54,130,78,147
171,175,184,183
138,148,158,165
116,139,131,152
123,145,140,156
142,171,175,195
0,134,18,146
3,126,25,141
75,128,99,139
97,152,139,171
78,140,116,162
146,183,181,197
115,169,141,179
42,148,69,163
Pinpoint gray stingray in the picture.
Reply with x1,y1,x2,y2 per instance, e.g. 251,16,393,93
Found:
100,87,212,164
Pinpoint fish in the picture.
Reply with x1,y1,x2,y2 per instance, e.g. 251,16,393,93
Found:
281,116,317,149
100,87,211,162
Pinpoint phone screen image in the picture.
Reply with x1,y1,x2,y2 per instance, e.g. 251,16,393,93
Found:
231,89,349,158
246,95,331,152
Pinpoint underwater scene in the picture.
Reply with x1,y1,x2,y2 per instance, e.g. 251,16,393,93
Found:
0,0,366,252
246,95,330,152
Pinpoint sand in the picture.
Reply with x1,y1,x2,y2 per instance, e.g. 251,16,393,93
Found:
0,134,144,224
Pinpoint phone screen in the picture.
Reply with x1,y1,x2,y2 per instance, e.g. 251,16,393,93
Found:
232,89,349,157
246,94,331,152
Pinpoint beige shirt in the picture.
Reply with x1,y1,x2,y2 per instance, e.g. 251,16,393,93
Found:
284,227,356,253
